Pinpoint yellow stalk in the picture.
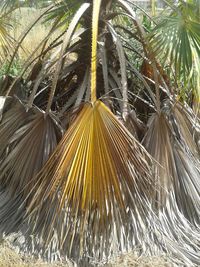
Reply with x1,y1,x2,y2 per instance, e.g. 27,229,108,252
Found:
91,0,102,103
151,0,156,16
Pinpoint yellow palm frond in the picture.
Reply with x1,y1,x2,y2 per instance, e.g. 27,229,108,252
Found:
23,100,154,260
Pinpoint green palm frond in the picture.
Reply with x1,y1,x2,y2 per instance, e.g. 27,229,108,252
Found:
150,0,200,99
44,1,84,29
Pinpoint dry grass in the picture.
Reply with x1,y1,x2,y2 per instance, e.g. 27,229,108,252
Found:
11,7,59,61
107,253,173,267
0,242,71,267
0,240,174,267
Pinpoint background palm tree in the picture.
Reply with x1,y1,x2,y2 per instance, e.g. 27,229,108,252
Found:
150,0,200,103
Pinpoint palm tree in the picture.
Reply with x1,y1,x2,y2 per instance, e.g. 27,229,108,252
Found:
0,0,200,266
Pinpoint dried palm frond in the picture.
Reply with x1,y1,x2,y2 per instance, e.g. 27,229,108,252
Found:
140,103,200,266
17,100,154,262
143,102,200,225
0,108,61,195
0,98,29,161
0,97,63,233
0,3,90,196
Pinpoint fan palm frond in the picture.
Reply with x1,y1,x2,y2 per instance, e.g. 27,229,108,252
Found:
140,103,200,266
150,0,200,98
0,107,62,195
17,100,154,261
0,98,29,161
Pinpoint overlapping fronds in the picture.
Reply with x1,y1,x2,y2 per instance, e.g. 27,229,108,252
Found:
2,0,151,118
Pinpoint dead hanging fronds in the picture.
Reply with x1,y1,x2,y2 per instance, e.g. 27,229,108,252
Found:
0,65,63,196
0,2,91,198
0,104,62,238
140,102,200,266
